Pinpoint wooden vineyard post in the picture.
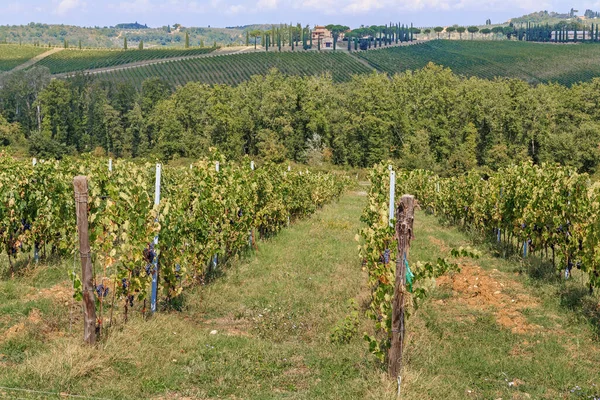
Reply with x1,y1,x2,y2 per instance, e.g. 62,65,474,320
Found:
74,176,96,345
389,195,415,390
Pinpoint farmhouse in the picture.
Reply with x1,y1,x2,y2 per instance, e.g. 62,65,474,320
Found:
311,26,345,48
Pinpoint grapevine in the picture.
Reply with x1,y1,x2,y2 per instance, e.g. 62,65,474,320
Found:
0,154,350,327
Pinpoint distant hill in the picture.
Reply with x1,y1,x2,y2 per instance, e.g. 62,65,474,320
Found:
0,23,248,48
115,22,149,30
509,8,599,24
510,10,571,24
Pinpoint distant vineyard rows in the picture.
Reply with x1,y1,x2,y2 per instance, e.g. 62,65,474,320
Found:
35,47,216,74
0,44,47,71
358,40,600,86
91,52,373,87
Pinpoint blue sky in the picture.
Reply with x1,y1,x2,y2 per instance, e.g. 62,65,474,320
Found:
2,0,600,28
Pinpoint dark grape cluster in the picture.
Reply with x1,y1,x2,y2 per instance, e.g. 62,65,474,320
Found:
379,248,391,264
21,219,31,231
95,284,109,298
143,242,156,263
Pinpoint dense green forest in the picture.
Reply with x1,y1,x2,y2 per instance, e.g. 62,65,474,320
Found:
1,64,600,175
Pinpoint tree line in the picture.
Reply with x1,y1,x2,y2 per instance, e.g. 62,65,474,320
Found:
2,64,600,176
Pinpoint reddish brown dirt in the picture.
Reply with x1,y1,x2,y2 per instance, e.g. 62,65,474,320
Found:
436,264,541,334
1,308,45,344
26,282,73,306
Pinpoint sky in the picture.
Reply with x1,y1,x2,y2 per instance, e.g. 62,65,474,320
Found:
2,0,600,28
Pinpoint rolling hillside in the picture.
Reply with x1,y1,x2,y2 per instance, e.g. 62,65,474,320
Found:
34,47,216,74
90,52,373,87
357,40,600,86
0,44,48,71
4,40,600,88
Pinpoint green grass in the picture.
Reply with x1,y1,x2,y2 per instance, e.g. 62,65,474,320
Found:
402,211,600,399
358,40,600,86
92,52,374,88
34,47,216,74
0,44,47,71
0,190,598,399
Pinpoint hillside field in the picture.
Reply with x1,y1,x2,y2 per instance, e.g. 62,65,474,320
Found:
91,52,374,87
35,47,216,74
0,44,47,71
357,40,600,86
4,41,600,88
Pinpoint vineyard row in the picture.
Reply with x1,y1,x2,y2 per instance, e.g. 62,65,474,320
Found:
0,155,350,327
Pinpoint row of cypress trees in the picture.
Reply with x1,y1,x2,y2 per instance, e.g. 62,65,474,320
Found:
242,22,415,52
523,21,600,43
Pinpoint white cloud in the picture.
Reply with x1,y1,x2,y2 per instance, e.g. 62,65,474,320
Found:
297,0,555,15
111,0,152,14
7,3,24,12
55,0,84,15
227,4,246,14
257,0,278,10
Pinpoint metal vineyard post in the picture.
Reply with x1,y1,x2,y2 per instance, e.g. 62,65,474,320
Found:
150,163,161,313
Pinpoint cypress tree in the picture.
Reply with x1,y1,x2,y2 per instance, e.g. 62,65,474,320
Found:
246,31,249,46
354,37,358,50
64,38,68,48
410,23,414,41
139,40,144,50
185,32,190,48
79,39,82,49
124,37,128,49
200,39,204,47
309,29,312,48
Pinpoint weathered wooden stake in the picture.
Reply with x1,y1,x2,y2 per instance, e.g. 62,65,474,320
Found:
74,176,96,345
389,195,415,388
